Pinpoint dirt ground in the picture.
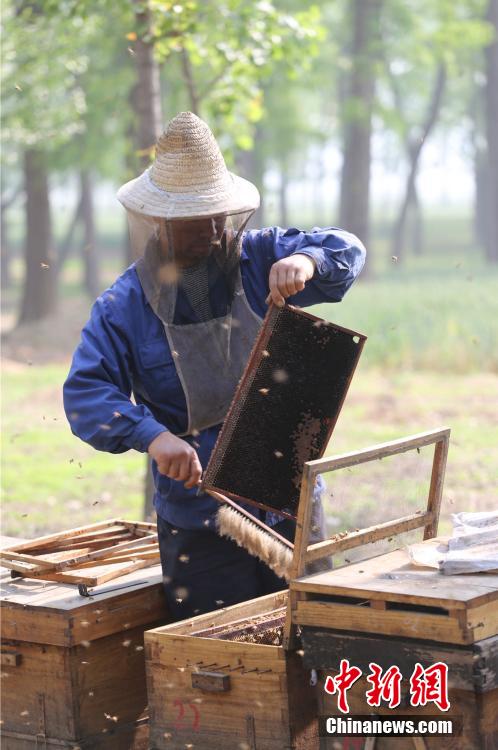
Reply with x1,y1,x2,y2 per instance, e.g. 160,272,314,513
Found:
1,296,93,364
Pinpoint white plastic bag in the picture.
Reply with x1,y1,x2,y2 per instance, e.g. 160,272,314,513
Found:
407,510,498,575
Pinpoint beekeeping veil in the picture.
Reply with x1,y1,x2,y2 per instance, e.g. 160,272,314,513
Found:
117,112,262,436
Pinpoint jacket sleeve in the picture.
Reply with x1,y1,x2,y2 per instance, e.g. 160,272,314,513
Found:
63,294,167,454
242,225,366,308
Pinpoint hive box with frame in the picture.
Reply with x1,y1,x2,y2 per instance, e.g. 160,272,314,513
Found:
145,428,457,750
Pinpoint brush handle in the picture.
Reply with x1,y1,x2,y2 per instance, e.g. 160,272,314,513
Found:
206,489,295,551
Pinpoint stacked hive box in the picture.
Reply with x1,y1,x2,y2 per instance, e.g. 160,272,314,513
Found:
145,590,319,750
292,544,498,750
1,564,169,749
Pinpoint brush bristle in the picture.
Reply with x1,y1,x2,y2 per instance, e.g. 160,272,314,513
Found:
216,505,293,581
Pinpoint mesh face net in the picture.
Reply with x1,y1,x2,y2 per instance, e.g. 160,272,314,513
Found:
128,209,254,325
130,207,262,435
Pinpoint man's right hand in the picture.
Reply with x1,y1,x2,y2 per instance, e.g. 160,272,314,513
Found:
148,431,202,489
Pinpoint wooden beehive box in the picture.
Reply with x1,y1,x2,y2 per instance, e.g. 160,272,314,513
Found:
305,629,498,750
144,590,319,750
1,560,169,749
283,427,498,747
291,543,498,645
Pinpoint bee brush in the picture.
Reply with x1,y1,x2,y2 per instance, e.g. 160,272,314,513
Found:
206,489,294,581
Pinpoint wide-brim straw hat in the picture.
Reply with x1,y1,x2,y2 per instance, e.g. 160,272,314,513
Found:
117,111,260,220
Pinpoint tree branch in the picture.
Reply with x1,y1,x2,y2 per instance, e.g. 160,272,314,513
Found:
1,185,24,212
180,47,201,115
392,62,446,259
199,68,228,101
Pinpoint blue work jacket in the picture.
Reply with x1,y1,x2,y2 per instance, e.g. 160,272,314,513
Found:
63,226,366,530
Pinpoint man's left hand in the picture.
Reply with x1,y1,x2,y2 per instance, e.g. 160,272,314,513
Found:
265,254,316,308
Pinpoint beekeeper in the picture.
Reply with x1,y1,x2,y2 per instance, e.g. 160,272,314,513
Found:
63,112,366,619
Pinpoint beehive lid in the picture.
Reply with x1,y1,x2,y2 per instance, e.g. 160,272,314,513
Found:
1,564,166,647
291,538,498,644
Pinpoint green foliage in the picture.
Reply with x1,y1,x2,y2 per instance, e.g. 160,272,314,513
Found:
51,6,136,178
1,0,135,178
376,0,494,147
147,0,324,155
1,2,90,156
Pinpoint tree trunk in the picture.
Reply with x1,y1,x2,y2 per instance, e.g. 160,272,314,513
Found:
80,170,99,297
130,1,163,172
18,149,57,324
144,458,155,522
180,48,201,115
123,119,137,267
125,2,163,271
312,150,326,225
484,0,498,263
130,0,164,521
1,184,23,289
57,194,84,272
279,163,289,227
474,147,490,250
339,0,381,272
409,186,424,256
1,207,11,289
236,129,266,228
381,51,424,258
391,64,446,262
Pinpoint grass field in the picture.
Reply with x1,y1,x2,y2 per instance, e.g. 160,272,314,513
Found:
1,213,497,539
2,360,497,539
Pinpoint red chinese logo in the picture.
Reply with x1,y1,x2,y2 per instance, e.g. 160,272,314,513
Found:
366,662,402,708
409,661,450,711
324,659,362,713
324,661,450,713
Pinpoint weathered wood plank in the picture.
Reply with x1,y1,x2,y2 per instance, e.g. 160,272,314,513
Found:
424,433,449,539
283,463,315,648
292,547,498,608
300,628,498,692
146,633,287,670
2,520,121,553
0,551,56,568
286,429,451,650
1,719,150,749
0,522,159,586
153,589,288,636
2,573,166,647
28,558,158,586
1,564,163,609
293,600,470,644
303,427,451,475
305,512,433,563
51,534,158,572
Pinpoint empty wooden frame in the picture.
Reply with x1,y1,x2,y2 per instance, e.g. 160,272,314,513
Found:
0,519,160,586
283,427,451,647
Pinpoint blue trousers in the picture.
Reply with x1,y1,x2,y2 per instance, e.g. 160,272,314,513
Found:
157,514,296,621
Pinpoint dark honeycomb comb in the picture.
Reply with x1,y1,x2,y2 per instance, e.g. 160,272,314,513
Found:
202,304,366,518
